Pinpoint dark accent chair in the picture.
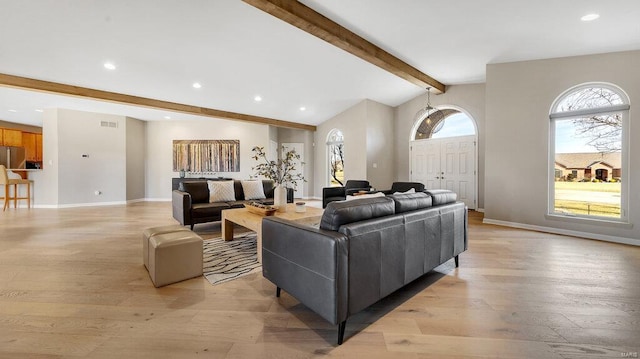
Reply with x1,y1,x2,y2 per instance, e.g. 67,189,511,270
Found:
322,180,372,208
381,181,425,195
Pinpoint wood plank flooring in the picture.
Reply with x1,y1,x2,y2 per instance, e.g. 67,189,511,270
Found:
0,202,638,358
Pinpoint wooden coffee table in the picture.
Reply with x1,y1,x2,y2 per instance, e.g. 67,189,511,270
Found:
221,203,323,262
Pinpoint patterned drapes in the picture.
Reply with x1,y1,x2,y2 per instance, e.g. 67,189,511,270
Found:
173,140,240,172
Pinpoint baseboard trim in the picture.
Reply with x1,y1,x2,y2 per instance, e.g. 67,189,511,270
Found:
143,198,171,202
482,218,639,246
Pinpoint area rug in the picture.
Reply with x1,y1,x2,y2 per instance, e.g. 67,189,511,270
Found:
203,232,261,285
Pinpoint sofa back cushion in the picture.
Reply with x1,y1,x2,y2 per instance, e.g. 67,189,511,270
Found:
262,180,276,199
320,196,395,231
207,180,236,202
241,180,266,200
180,181,210,204
427,189,457,205
389,192,433,213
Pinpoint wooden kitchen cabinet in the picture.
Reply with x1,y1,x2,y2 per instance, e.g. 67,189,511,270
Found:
21,132,43,162
0,128,3,145
22,132,37,161
2,129,23,147
36,133,43,161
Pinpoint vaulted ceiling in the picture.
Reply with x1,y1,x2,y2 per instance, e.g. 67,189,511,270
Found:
1,0,639,128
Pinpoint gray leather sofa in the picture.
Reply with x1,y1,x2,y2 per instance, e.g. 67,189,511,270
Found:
172,180,293,229
261,190,467,344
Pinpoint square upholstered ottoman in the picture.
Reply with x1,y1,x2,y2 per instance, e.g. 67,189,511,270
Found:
142,225,191,270
147,231,203,287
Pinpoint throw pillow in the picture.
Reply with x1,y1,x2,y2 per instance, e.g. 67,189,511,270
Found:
393,188,416,195
207,180,236,203
241,180,266,200
345,191,385,201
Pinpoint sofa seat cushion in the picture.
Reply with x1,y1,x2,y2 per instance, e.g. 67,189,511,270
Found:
191,202,231,218
427,189,457,206
389,192,433,213
320,196,395,231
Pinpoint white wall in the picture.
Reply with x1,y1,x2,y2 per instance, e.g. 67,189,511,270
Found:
313,99,395,197
56,109,127,205
394,84,486,208
31,109,59,206
145,119,270,200
314,100,368,196
33,109,129,206
366,100,395,191
126,117,146,201
485,50,640,244
278,128,315,198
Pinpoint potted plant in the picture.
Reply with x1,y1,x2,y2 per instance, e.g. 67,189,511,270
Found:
251,146,306,211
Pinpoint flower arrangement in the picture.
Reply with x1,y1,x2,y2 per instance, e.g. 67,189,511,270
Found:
251,146,306,188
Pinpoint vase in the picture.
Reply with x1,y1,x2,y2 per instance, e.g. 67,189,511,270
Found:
274,184,287,212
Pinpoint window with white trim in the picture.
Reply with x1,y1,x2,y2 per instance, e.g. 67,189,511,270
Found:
549,84,629,220
326,129,344,187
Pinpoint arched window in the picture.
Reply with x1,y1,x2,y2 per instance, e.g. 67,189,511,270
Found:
549,84,630,220
413,109,475,140
326,129,344,186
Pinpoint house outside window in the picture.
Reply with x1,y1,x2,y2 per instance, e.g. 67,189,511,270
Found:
549,83,630,220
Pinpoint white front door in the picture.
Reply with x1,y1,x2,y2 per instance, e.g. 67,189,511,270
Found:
281,142,304,199
410,136,476,209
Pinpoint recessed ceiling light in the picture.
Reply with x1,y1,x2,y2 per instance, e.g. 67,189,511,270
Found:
8,109,17,112
35,109,43,112
164,115,171,119
581,13,600,21
104,62,116,70
192,82,202,89
254,95,262,102
299,106,306,111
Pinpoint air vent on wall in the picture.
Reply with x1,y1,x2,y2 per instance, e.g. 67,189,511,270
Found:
100,121,118,128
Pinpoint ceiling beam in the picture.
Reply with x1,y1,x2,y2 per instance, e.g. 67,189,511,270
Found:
0,73,316,131
243,0,445,94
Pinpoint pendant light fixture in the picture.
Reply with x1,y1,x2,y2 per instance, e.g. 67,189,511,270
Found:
414,87,446,138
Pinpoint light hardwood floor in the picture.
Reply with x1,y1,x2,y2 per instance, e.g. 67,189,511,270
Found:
0,203,638,358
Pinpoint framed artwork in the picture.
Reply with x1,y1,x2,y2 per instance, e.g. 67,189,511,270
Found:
173,139,240,172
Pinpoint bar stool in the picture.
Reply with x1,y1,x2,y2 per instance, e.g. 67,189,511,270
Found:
0,165,32,211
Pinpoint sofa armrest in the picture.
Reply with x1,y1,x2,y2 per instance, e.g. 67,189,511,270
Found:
262,217,349,325
172,190,192,226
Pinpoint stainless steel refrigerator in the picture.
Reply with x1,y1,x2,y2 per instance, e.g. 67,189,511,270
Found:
0,146,26,169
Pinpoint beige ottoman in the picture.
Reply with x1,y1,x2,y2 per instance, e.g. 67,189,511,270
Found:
148,231,203,287
143,225,191,269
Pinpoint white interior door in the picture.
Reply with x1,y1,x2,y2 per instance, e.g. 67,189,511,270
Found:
281,142,304,199
411,136,476,209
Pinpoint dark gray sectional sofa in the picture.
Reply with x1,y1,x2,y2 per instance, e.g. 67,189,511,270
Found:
261,190,467,344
